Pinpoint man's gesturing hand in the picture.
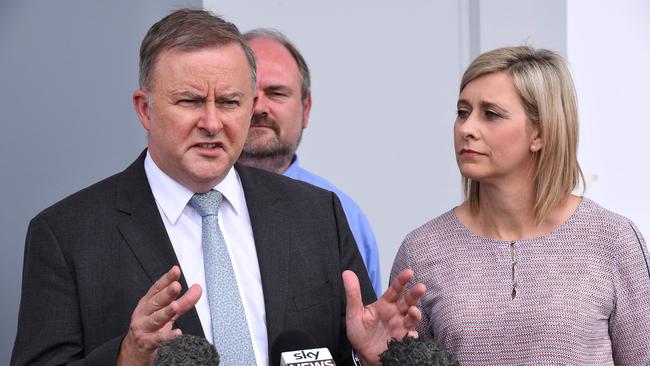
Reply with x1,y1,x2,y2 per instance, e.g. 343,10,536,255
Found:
343,269,426,366
117,266,202,366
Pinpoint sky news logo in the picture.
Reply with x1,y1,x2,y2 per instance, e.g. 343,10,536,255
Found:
280,348,336,366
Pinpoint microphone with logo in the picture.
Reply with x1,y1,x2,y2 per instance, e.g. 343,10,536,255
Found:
154,334,220,366
271,329,336,366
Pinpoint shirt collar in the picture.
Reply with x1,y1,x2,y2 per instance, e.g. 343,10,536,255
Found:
283,154,301,176
144,151,245,224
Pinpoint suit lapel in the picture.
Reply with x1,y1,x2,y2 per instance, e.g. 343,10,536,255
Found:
236,164,291,344
113,156,292,341
115,150,204,337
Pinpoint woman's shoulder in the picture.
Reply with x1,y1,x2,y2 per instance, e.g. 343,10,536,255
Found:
573,197,645,245
575,197,638,231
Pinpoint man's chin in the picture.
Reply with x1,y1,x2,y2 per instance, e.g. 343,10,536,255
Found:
241,140,282,158
181,157,233,183
240,137,297,164
238,150,294,174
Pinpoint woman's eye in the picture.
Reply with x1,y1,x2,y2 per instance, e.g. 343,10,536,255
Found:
457,109,470,119
485,110,501,119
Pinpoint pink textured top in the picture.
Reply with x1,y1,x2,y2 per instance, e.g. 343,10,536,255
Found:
391,198,650,365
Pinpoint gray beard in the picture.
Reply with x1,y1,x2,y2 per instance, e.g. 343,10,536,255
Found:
239,129,301,174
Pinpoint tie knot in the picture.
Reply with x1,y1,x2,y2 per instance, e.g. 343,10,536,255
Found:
190,190,223,217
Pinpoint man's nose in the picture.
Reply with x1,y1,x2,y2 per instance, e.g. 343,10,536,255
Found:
253,90,269,116
197,103,224,136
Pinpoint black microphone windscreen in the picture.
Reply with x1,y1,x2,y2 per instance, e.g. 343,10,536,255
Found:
154,334,220,366
270,329,319,365
379,336,458,366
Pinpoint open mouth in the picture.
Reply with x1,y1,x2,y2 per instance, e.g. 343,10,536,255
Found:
196,143,219,148
193,142,224,152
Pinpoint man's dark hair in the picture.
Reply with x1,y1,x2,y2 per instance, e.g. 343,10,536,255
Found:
139,8,256,91
154,334,220,365
244,28,310,101
380,336,459,366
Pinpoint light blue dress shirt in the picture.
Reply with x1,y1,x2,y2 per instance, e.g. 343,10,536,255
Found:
284,156,382,295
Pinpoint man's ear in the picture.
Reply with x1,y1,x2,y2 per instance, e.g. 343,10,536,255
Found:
133,89,151,130
301,90,312,129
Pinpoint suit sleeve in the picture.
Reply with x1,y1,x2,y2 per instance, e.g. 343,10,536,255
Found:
11,215,123,366
331,192,377,366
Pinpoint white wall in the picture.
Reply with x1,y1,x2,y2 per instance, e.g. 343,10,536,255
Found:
206,0,465,286
478,0,567,56
568,0,650,238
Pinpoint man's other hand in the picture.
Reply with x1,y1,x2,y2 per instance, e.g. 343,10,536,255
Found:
117,266,202,366
343,269,425,366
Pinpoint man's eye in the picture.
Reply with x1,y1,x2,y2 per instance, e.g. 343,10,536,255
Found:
221,100,240,108
268,91,287,98
178,99,198,107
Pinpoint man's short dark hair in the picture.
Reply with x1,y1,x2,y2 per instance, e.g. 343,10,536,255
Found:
139,8,256,91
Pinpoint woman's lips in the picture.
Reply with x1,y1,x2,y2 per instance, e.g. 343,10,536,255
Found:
459,148,483,156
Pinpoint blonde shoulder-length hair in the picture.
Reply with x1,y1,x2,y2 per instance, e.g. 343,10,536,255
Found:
460,46,584,223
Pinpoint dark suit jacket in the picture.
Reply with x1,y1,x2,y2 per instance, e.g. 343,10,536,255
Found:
12,150,376,365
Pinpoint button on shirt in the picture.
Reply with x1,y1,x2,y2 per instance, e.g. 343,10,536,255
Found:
144,153,267,365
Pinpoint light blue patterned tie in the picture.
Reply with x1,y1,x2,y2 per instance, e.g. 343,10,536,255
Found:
190,190,257,365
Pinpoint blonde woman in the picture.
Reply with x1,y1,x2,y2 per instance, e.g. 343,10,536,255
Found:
390,46,650,364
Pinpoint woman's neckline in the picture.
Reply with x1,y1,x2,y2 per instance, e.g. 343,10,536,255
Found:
449,196,588,243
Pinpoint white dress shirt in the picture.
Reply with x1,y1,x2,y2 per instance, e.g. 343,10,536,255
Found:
144,152,268,365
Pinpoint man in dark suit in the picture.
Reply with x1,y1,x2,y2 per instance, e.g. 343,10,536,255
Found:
12,9,424,366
